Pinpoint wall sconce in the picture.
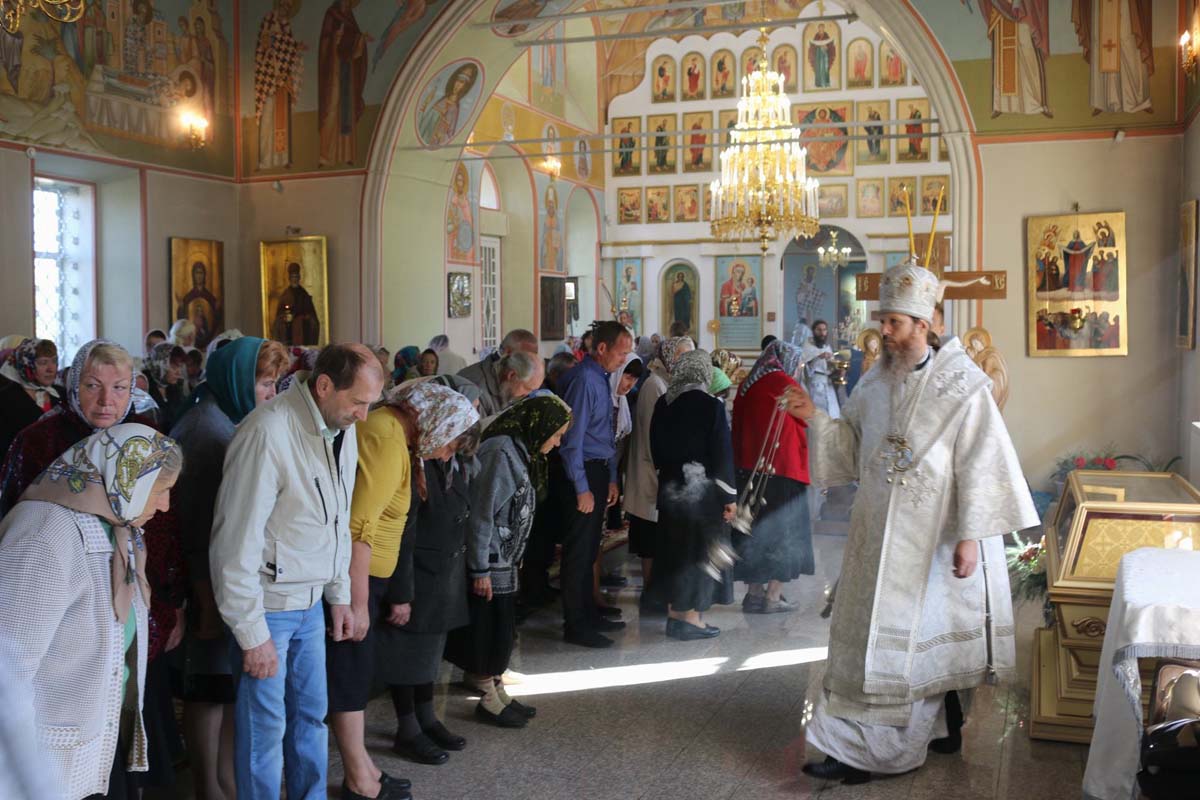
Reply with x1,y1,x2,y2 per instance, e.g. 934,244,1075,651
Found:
1182,31,1197,79
544,156,561,180
180,111,209,150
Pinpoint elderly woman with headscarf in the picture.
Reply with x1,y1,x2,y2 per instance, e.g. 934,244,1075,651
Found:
623,336,694,615
731,340,814,615
367,382,480,769
0,338,61,459
649,349,736,641
393,346,422,384
144,342,190,429
447,395,571,727
0,423,183,799
0,340,189,795
168,337,289,800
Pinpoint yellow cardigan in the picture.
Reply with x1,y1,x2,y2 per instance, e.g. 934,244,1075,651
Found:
350,407,412,578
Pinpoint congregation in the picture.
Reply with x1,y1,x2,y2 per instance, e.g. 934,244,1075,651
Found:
0,304,828,800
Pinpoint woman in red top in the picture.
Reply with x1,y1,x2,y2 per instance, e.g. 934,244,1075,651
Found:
730,341,815,613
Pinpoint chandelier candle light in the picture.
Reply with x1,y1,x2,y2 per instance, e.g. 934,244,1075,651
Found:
710,30,820,254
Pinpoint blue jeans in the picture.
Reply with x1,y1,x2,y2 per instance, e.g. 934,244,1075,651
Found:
233,602,328,800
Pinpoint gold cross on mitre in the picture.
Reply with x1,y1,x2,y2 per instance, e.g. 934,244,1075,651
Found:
856,184,1008,302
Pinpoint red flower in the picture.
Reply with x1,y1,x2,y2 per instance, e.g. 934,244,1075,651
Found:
1074,457,1087,468
1104,458,1117,470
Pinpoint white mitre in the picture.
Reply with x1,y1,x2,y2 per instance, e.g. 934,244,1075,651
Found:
879,256,939,322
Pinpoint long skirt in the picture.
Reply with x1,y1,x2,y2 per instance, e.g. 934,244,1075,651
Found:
375,627,449,686
656,501,734,613
732,471,814,584
627,514,659,559
444,592,517,677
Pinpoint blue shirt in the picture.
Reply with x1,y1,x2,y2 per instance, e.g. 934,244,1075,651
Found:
556,355,616,494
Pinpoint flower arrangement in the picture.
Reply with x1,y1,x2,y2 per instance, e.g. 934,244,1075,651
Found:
1052,446,1182,485
1007,532,1048,602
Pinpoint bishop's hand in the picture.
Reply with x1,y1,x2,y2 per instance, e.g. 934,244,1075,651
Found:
782,386,815,421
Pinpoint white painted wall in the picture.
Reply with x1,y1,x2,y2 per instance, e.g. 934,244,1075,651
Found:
1179,120,1200,484
0,148,33,336
97,175,143,353
980,136,1182,487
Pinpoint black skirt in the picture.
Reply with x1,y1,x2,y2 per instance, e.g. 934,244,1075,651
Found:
627,514,659,558
655,500,734,613
732,471,814,583
326,576,389,712
444,592,517,677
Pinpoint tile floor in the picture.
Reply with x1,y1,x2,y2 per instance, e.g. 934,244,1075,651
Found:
333,534,1091,800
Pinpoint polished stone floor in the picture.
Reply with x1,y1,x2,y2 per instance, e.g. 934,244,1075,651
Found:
336,534,1090,800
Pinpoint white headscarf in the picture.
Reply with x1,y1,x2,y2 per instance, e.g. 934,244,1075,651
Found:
608,353,641,442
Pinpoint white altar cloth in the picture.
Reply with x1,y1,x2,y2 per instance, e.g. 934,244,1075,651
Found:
1082,547,1200,800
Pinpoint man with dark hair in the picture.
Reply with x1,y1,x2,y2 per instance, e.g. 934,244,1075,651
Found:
210,342,384,800
668,320,690,338
554,320,633,648
801,320,839,420
761,334,778,351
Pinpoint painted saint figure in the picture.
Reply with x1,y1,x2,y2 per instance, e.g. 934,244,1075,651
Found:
1062,230,1095,293
671,271,694,330
653,121,670,170
255,0,305,169
176,261,221,350
123,0,154,78
685,56,702,98
272,262,321,346
981,0,1050,116
689,119,706,168
541,183,562,272
808,23,835,88
720,262,747,317
318,0,371,167
865,106,883,157
617,122,636,172
905,104,924,157
418,62,480,147
1072,0,1153,115
447,164,475,262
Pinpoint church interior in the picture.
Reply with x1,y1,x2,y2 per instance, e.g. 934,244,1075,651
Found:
3,0,1200,798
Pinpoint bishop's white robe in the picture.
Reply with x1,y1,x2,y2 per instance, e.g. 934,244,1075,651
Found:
805,338,1038,773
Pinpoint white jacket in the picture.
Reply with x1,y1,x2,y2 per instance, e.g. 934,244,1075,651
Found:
210,380,357,650
0,502,148,800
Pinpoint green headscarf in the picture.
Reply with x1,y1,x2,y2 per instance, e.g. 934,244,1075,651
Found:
481,394,572,501
709,368,732,395
203,337,266,424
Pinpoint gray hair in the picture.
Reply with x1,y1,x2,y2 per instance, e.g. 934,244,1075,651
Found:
499,350,541,385
499,328,538,354
428,334,450,351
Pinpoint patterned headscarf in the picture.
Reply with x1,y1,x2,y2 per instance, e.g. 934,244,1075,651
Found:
657,336,694,376
666,349,714,404
739,340,804,397
482,394,571,501
68,339,136,429
635,335,658,363
385,380,480,458
22,423,180,623
712,349,741,379
1,338,59,406
145,342,182,386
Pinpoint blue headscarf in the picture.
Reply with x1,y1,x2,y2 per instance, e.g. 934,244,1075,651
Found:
201,336,266,424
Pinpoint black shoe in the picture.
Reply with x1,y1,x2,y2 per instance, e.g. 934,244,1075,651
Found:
379,773,411,793
929,690,963,754
595,617,626,632
665,618,720,641
564,629,613,648
391,732,449,765
342,782,411,800
475,702,528,728
801,756,872,784
599,573,628,588
423,719,466,751
507,698,537,718
596,604,623,619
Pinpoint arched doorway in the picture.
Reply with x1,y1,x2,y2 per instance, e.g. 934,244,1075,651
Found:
782,226,867,349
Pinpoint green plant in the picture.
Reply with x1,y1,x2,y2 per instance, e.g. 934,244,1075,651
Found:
1114,454,1183,473
1006,532,1048,603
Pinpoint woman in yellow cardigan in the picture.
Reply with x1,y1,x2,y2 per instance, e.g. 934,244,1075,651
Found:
327,380,478,800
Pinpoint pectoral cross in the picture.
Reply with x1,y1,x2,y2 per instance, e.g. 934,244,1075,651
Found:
879,434,914,484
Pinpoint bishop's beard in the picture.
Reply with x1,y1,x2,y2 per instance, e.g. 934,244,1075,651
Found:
881,339,926,384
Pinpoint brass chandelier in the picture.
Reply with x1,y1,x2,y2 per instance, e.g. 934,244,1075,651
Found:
2,0,83,35
710,30,820,254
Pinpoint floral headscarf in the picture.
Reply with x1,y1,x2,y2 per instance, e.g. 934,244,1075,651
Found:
68,339,136,429
145,342,182,386
657,336,694,376
1,338,59,407
385,380,480,458
482,394,571,501
22,423,180,623
739,340,804,397
666,349,714,404
712,349,741,379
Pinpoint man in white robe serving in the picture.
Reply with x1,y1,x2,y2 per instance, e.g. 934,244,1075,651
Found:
793,259,1038,784
801,319,840,419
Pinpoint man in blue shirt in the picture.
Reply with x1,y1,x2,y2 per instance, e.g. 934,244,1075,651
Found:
555,321,633,648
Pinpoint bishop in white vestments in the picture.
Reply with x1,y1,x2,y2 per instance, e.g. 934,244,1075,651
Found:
801,319,840,420
796,260,1038,784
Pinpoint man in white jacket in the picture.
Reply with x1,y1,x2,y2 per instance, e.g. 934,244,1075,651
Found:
210,343,384,800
